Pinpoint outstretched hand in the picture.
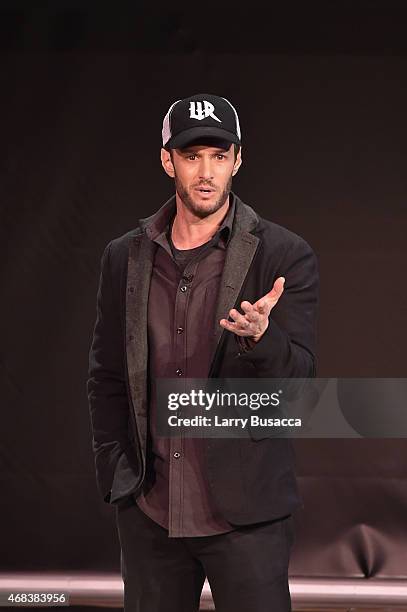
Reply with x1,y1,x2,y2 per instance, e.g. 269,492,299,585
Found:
219,277,285,343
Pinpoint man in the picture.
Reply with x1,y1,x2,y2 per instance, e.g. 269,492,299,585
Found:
87,93,319,612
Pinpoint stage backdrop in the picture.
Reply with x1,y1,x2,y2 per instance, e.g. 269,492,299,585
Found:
1,4,407,578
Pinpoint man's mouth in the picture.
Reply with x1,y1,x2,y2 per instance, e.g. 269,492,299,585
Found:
195,187,215,193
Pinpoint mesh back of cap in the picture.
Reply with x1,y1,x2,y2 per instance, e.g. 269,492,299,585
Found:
162,100,181,146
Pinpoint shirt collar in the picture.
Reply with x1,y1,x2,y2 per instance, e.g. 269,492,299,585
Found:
143,193,236,248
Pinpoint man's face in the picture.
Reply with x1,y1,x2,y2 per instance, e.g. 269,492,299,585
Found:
161,143,242,219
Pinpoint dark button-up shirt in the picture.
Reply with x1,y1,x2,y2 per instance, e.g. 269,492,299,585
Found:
136,197,238,537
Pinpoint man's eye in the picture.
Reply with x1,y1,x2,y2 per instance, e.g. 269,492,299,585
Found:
216,154,225,160
188,155,197,160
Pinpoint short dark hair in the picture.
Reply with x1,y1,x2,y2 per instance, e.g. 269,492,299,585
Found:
169,143,240,162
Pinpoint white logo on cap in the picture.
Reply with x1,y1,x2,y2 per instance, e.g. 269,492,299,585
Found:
189,101,221,122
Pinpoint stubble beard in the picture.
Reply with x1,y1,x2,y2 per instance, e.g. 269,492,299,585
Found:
174,174,233,219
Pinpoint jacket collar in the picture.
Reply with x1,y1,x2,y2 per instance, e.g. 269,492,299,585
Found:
138,191,259,240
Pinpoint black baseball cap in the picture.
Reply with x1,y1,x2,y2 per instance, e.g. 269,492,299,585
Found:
162,93,241,150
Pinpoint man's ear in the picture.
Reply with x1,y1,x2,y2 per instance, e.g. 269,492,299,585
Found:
232,148,242,176
161,147,175,178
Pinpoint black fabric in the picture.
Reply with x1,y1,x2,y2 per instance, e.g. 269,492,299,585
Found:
116,499,293,612
166,206,232,271
168,228,214,271
87,192,318,524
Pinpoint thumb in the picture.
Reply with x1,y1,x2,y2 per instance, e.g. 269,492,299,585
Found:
257,277,285,313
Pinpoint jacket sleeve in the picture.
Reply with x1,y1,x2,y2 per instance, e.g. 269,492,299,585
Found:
236,237,319,378
87,241,132,503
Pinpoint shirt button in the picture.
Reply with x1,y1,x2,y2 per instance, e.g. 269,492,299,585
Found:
173,452,181,459
180,286,187,292
176,368,183,376
176,327,184,334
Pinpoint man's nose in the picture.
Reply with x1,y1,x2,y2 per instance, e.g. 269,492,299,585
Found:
198,157,214,180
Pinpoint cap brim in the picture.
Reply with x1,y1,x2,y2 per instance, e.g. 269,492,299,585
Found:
166,126,241,150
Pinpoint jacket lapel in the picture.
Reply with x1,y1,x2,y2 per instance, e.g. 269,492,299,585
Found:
210,196,260,370
126,233,156,453
210,230,260,367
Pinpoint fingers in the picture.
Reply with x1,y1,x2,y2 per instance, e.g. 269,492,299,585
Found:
219,308,252,337
219,317,246,335
219,303,264,337
229,308,251,329
240,301,261,324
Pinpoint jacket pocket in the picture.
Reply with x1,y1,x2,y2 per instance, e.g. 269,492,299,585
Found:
110,442,143,503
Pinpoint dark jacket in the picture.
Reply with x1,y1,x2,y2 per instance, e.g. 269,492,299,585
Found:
87,192,319,525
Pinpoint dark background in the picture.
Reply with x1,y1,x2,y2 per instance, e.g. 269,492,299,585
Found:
1,1,407,578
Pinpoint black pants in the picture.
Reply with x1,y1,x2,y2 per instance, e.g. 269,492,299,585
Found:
115,499,294,612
